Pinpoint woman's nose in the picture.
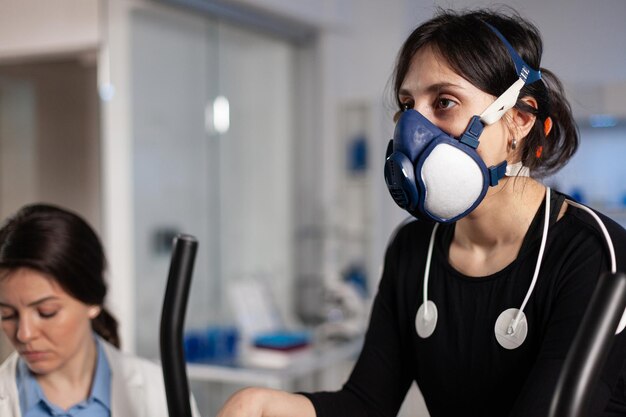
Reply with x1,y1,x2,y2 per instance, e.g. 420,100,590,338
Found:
16,316,38,343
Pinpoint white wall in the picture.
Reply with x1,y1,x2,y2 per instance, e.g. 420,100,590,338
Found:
0,0,99,61
0,60,101,228
0,79,37,214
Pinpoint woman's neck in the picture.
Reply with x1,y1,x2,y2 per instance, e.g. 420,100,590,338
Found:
449,177,546,276
36,335,98,410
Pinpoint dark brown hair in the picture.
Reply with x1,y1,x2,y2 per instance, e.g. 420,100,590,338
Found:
392,8,578,177
0,204,120,348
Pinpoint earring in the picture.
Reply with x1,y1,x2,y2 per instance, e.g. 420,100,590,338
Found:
511,138,517,151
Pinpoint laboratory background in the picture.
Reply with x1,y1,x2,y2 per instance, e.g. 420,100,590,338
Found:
0,0,625,416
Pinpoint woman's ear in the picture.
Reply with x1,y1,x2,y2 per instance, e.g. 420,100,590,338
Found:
510,96,538,140
88,305,102,319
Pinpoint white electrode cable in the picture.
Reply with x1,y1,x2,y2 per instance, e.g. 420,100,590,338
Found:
416,223,440,338
423,223,440,318
508,187,551,335
565,200,617,274
565,199,623,334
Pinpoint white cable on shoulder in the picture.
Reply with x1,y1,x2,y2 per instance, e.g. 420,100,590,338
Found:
566,199,624,334
423,223,440,317
565,200,617,274
511,187,551,332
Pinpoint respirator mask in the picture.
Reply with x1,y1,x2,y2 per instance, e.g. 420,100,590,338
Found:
384,23,542,223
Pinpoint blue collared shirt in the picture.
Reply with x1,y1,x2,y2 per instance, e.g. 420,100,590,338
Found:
16,336,111,417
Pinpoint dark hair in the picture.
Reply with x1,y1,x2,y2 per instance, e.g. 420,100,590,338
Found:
392,8,578,177
0,204,120,348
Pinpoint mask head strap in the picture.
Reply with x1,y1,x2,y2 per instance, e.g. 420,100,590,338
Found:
480,23,542,125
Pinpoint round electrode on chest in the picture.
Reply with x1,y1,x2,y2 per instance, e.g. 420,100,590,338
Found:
494,308,528,350
415,300,438,338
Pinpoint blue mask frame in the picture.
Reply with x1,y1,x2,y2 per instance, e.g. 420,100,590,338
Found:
385,110,507,222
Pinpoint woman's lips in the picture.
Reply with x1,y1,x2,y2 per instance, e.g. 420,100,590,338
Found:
21,350,49,362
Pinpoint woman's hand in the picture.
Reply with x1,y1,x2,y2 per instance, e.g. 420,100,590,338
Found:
217,387,315,417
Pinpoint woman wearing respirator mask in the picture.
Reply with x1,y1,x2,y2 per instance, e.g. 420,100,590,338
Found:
217,8,626,417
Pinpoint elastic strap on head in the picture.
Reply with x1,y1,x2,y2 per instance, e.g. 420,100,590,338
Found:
484,23,542,85
480,78,526,125
479,23,542,126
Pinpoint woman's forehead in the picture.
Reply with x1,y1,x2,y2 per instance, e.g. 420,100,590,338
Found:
400,46,474,94
0,268,63,298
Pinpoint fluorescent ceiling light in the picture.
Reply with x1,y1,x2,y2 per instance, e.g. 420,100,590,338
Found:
213,96,230,134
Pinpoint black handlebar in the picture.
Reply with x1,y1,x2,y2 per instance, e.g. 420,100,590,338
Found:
549,272,626,417
160,234,198,417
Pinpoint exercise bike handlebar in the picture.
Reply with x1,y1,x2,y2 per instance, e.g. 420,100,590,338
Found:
160,234,198,417
549,271,626,417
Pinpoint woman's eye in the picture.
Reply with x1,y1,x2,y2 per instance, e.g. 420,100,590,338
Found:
0,313,16,321
400,100,414,111
38,310,58,319
436,97,457,110
0,309,17,320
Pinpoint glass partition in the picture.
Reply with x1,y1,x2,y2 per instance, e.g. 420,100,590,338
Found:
131,7,296,358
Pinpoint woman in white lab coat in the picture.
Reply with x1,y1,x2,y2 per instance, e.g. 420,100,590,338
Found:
0,203,200,417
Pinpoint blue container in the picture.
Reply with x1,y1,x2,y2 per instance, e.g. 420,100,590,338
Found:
184,326,239,364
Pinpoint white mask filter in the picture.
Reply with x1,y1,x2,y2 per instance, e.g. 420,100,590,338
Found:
421,144,484,220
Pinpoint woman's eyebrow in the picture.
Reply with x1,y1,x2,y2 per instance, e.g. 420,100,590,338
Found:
0,296,59,308
26,296,59,307
399,82,465,97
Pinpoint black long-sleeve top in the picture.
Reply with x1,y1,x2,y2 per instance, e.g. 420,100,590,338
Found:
304,190,626,416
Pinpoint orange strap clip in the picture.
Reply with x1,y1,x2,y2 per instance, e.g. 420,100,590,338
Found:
543,117,553,137
536,117,552,159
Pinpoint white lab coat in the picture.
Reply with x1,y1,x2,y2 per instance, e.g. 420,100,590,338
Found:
0,339,201,417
